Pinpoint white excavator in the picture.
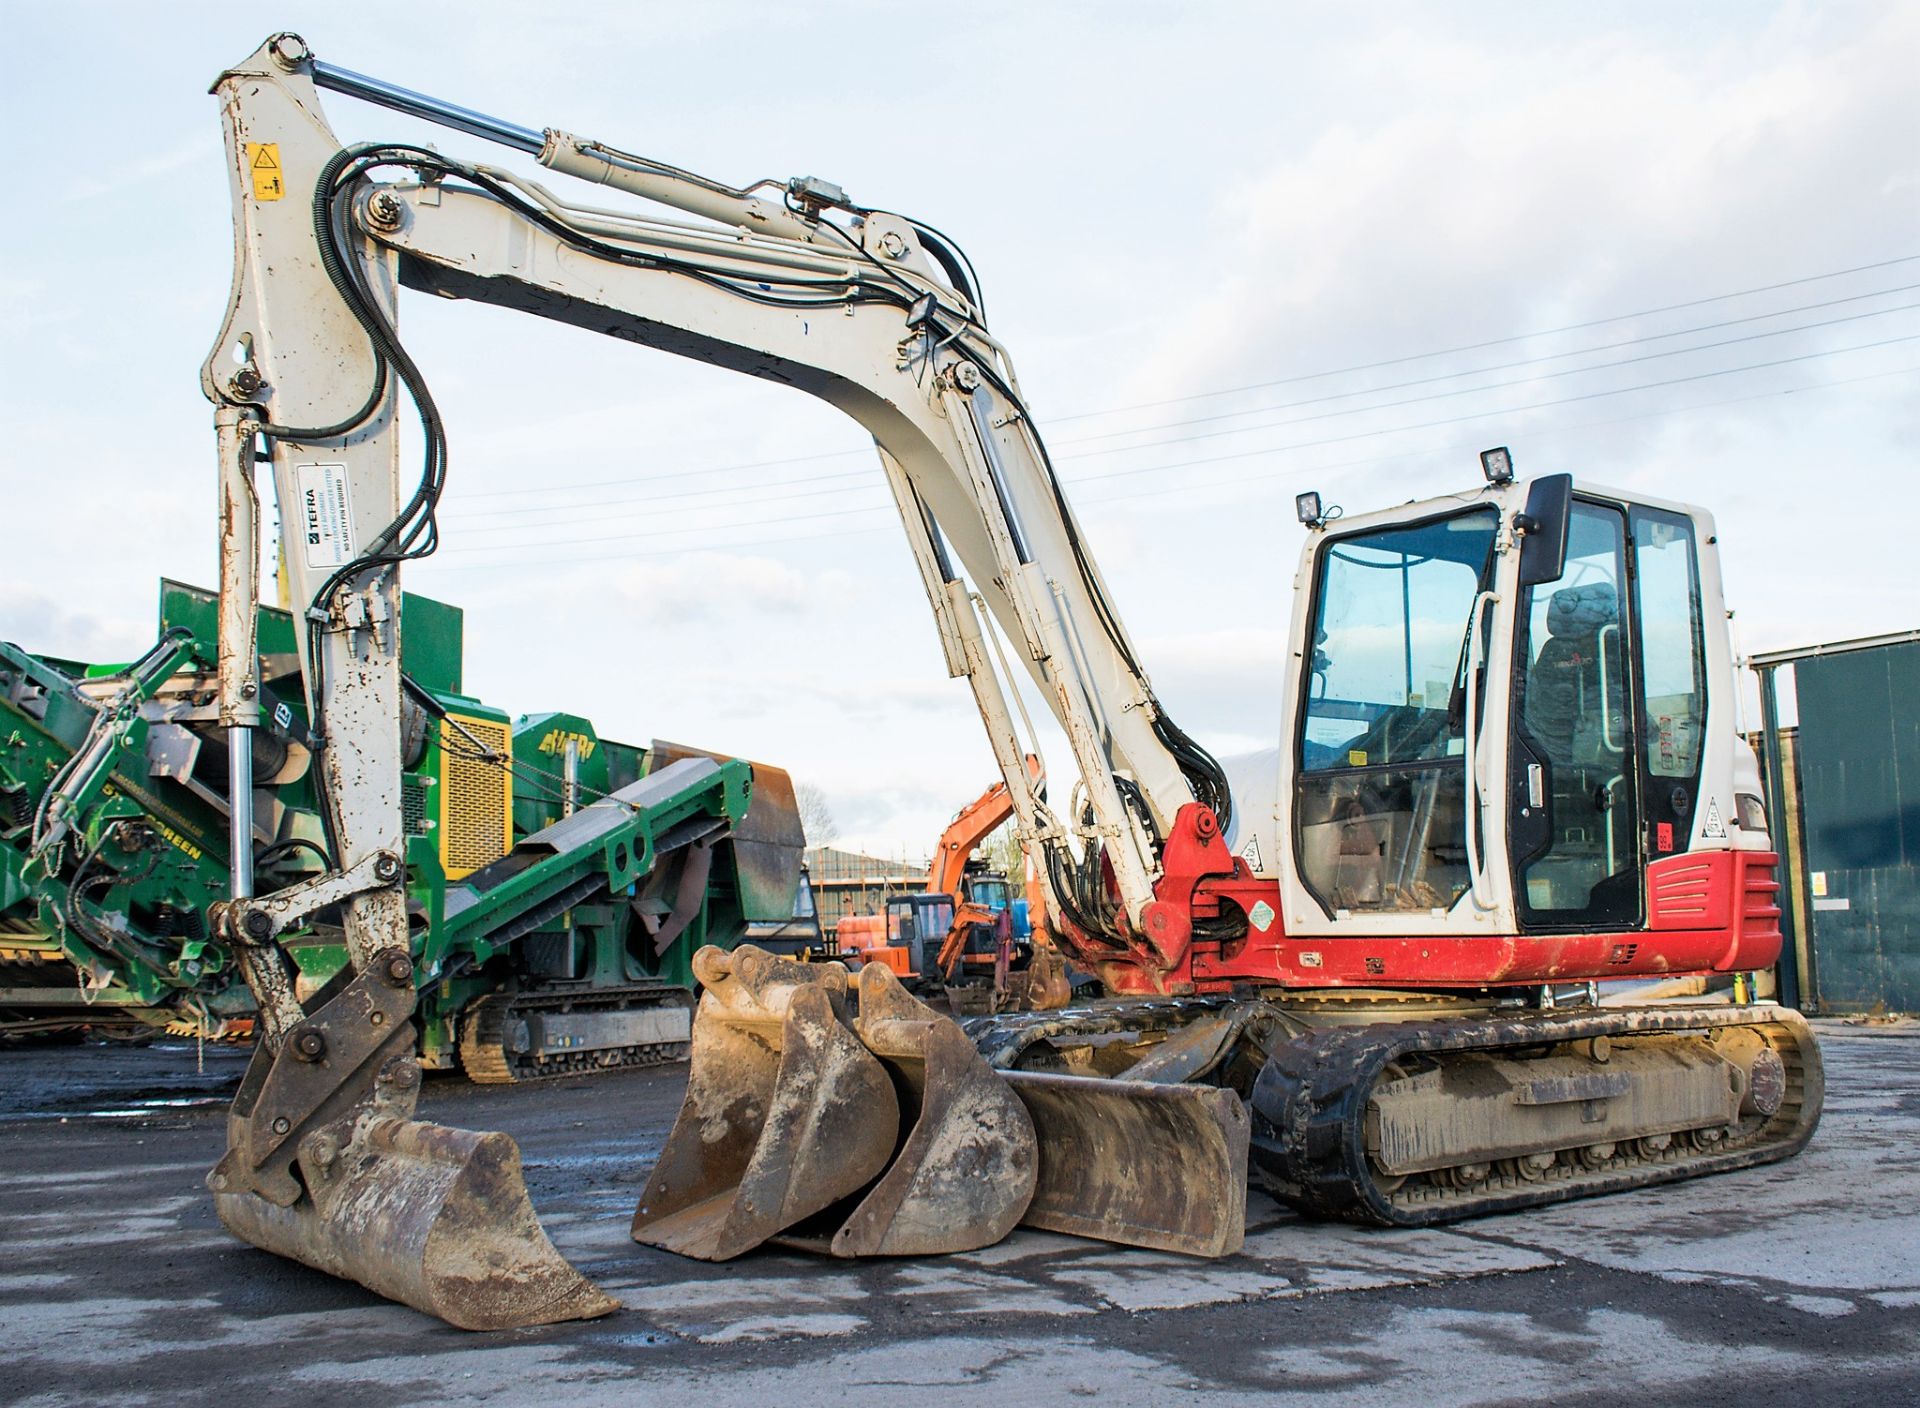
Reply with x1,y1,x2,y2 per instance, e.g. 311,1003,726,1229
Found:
197,35,1822,1330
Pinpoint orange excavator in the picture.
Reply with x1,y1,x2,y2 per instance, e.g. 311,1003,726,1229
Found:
836,760,1066,1008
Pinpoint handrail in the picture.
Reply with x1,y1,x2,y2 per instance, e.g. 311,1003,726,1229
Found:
1596,621,1624,754
1462,590,1499,910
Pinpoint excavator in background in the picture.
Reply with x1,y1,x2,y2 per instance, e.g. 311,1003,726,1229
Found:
190,36,1821,1330
1,578,806,1080
833,759,1070,1009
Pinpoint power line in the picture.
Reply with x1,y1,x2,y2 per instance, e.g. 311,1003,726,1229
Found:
422,350,1920,567
444,277,1920,525
1042,252,1920,422
450,252,1919,502
1052,282,1920,449
1051,300,1920,464
1055,330,1920,491
443,314,1920,537
1090,361,1920,509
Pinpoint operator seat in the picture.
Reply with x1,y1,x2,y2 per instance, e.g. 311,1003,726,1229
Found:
1525,583,1621,762
1524,583,1625,873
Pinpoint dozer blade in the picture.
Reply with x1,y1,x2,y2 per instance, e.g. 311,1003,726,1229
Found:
207,950,614,1330
215,1117,615,1331
631,946,900,1260
1003,1070,1250,1257
825,962,1037,1257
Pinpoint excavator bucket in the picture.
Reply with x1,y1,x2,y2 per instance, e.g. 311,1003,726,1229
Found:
636,946,1243,1266
824,962,1037,1257
631,946,900,1260
214,1116,615,1331
206,957,615,1330
1003,1070,1250,1257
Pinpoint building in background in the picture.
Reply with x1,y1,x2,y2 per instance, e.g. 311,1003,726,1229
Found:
805,846,930,927
1753,630,1920,1015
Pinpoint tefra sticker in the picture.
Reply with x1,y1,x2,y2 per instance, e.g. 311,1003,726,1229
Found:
296,463,356,569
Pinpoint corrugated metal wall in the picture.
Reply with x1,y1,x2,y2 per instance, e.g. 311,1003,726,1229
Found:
1791,640,1920,1013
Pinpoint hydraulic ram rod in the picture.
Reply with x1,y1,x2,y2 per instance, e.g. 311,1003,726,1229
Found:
309,58,544,154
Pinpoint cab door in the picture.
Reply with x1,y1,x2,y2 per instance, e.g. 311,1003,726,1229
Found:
1507,499,1642,930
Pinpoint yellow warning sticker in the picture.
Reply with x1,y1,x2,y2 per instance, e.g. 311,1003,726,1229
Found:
246,142,284,201
1347,749,1368,767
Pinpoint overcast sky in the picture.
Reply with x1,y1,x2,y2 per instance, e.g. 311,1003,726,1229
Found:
2,2,1914,858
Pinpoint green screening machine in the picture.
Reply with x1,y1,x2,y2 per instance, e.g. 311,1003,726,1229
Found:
0,581,811,1080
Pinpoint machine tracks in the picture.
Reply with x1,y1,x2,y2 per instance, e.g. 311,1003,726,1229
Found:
458,984,694,1084
1248,1003,1824,1226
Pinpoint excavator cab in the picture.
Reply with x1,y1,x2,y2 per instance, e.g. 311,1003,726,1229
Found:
885,893,956,982
963,873,1014,912
1272,463,1776,971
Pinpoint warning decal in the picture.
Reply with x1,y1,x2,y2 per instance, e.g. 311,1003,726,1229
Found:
1239,836,1263,872
1702,798,1727,840
1248,900,1275,933
246,142,284,201
296,463,356,569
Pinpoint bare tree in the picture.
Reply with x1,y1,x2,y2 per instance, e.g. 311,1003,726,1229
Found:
981,820,1023,880
794,782,839,847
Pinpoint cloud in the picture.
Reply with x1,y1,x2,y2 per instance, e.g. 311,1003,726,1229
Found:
1134,7,1920,424
57,131,215,206
0,588,151,662
586,551,857,624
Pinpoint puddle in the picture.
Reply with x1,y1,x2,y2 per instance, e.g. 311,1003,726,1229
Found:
13,1092,234,1121
75,1094,231,1118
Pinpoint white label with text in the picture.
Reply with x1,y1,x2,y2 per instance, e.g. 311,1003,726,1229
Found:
296,463,356,569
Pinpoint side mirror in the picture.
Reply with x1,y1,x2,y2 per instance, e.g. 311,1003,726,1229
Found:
1516,474,1572,587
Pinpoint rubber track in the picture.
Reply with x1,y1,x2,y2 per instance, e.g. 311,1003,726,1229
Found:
1249,1003,1824,1226
457,984,693,1085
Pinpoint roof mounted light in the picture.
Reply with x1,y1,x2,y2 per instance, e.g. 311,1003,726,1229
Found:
1480,445,1515,485
1296,491,1337,530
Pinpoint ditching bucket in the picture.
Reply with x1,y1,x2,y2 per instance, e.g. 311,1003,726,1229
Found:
214,1116,615,1331
631,946,900,1260
823,962,1038,1257
1004,1070,1250,1257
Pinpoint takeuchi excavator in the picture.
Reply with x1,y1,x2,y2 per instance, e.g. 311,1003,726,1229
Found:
195,35,1823,1330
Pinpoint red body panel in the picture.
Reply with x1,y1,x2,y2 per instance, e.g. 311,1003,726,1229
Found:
1075,806,1783,997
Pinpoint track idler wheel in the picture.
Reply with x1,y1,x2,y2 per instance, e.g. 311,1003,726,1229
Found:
631,946,900,1260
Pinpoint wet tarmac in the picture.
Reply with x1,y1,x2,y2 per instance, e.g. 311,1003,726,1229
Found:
1,1021,1916,1406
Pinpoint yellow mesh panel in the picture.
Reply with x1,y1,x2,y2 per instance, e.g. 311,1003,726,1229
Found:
439,714,513,879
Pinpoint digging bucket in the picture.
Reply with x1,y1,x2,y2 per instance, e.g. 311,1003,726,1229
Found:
214,1115,615,1330
631,945,900,1260
1003,1070,1250,1257
207,950,613,1331
824,962,1038,1257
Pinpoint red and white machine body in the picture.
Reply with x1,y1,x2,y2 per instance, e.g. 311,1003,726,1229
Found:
1096,478,1781,997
